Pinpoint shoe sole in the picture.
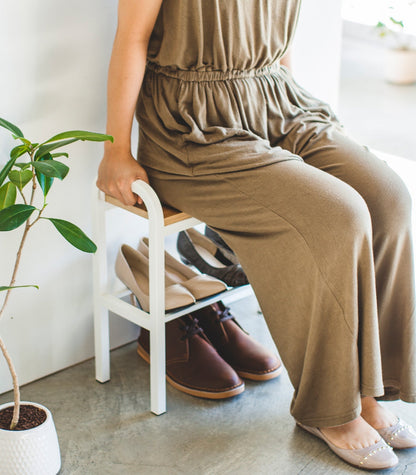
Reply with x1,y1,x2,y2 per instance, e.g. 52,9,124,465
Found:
136,344,245,400
237,365,283,381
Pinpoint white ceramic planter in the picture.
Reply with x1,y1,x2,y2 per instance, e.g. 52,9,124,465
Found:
0,401,61,475
384,48,416,85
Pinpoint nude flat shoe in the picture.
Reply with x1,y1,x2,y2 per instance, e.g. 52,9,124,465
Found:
115,244,196,312
377,417,416,449
138,236,228,299
296,421,398,470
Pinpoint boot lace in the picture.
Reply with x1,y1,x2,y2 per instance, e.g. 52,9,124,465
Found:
180,316,204,340
214,304,234,323
213,303,249,334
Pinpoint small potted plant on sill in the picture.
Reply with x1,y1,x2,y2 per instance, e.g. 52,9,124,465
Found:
375,0,416,84
0,117,112,474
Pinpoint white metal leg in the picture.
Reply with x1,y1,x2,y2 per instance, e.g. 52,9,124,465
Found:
149,319,166,415
92,190,110,383
94,307,110,383
132,180,168,415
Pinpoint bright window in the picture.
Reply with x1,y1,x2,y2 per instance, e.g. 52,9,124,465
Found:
342,0,416,35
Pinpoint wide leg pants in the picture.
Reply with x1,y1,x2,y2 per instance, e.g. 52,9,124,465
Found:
142,128,416,427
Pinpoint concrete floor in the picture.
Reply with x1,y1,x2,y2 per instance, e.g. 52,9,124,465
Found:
1,35,416,475
1,295,416,474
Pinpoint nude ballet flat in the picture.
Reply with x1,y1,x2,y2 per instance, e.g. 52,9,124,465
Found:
377,417,416,449
115,244,196,312
296,422,398,470
138,236,227,299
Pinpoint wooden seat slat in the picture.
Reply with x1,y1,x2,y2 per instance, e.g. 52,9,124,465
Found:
104,194,192,225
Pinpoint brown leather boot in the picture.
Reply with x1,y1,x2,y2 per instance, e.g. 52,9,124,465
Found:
137,314,245,399
192,301,283,381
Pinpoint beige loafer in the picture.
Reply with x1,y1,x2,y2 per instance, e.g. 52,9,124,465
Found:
377,417,416,449
138,236,228,299
296,422,398,470
115,244,196,312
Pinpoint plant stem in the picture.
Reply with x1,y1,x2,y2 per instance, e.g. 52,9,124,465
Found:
17,187,27,205
0,152,35,430
0,219,30,430
0,152,39,315
0,335,19,429
0,221,31,320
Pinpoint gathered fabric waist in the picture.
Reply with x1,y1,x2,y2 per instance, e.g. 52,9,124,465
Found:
146,61,281,82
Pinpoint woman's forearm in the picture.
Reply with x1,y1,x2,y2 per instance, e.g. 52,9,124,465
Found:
104,35,148,154
104,0,163,156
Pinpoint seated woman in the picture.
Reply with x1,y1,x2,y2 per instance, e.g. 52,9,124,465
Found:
97,0,416,470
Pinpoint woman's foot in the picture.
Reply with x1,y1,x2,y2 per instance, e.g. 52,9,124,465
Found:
320,416,381,449
361,396,398,430
297,419,398,469
319,396,399,450
362,396,416,449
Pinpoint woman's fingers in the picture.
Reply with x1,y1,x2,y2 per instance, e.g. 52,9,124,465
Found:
118,170,150,206
96,153,150,206
119,182,140,206
131,168,150,204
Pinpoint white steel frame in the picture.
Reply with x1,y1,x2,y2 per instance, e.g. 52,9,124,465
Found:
92,179,254,415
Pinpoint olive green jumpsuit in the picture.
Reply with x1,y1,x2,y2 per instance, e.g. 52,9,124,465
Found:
135,0,416,426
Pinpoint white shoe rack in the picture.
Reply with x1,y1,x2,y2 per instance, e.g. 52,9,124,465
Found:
92,179,254,415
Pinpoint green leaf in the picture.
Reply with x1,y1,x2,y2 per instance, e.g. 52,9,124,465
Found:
14,162,31,170
10,144,30,160
8,169,33,190
34,138,78,160
13,137,32,146
51,152,69,159
0,156,18,187
43,130,113,144
0,182,17,210
0,204,35,231
0,118,24,138
46,218,97,253
32,160,69,180
0,284,39,291
390,17,404,28
35,154,54,196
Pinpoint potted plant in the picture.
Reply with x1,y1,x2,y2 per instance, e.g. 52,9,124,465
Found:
375,0,416,84
0,117,112,474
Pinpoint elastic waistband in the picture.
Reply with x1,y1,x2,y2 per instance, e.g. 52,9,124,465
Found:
146,61,281,82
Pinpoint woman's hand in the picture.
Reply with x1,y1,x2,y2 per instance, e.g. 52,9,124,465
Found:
96,151,149,206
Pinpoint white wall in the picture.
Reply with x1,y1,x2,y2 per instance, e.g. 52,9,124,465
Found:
0,0,141,395
292,0,344,110
0,0,343,395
